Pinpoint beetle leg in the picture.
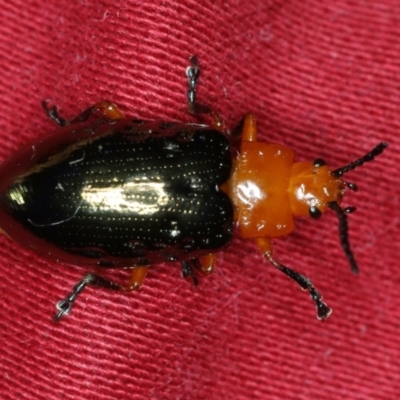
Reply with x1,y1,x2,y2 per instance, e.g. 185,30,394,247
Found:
226,113,259,144
231,113,258,142
122,266,149,291
254,237,332,320
186,56,225,132
241,113,258,142
54,267,149,321
42,100,125,127
42,100,68,126
181,259,199,286
54,273,118,321
181,254,216,286
197,254,216,275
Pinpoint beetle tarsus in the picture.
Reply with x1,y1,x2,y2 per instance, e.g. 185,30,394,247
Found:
186,56,225,131
309,287,333,320
186,56,199,104
264,252,332,320
54,273,126,321
54,299,74,321
181,260,199,286
54,278,88,322
186,56,212,115
42,100,69,127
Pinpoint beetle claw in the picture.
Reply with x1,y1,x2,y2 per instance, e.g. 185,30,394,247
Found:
53,279,89,321
309,287,332,320
54,299,73,322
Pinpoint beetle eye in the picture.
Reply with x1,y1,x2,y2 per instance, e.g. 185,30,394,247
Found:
313,158,326,167
309,206,322,219
345,181,358,192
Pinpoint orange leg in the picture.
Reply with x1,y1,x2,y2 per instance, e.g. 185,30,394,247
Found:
255,237,332,320
80,101,125,121
181,254,217,286
230,113,257,142
197,254,216,275
121,267,149,292
42,100,125,126
241,113,258,142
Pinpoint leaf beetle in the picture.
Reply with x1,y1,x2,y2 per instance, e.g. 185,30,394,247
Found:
0,56,387,321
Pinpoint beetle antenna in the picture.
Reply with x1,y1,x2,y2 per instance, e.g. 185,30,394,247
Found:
327,201,359,274
264,253,332,320
331,142,388,177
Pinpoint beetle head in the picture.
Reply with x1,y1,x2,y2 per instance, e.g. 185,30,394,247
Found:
288,160,345,218
290,142,387,274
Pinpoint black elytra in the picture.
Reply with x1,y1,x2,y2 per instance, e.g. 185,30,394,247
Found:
0,121,233,268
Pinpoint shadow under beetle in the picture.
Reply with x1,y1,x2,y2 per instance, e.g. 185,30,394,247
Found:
0,57,387,321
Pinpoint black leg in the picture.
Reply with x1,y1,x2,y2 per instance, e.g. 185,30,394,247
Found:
42,100,125,127
42,100,68,126
54,273,124,322
181,259,199,286
186,56,213,115
264,253,332,320
186,56,225,131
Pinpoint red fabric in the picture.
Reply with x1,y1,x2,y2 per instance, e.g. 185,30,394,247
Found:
0,1,398,399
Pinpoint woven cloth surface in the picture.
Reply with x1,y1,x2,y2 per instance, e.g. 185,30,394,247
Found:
0,1,399,399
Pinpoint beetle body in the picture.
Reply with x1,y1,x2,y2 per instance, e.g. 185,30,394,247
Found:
0,57,387,321
0,121,233,267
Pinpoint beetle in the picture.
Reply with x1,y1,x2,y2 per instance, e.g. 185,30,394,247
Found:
0,56,387,321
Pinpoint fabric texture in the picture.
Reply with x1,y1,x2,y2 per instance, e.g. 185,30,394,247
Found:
0,1,398,399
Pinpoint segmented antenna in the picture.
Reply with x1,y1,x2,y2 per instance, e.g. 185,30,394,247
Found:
328,141,388,274
331,142,388,177
327,201,359,274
